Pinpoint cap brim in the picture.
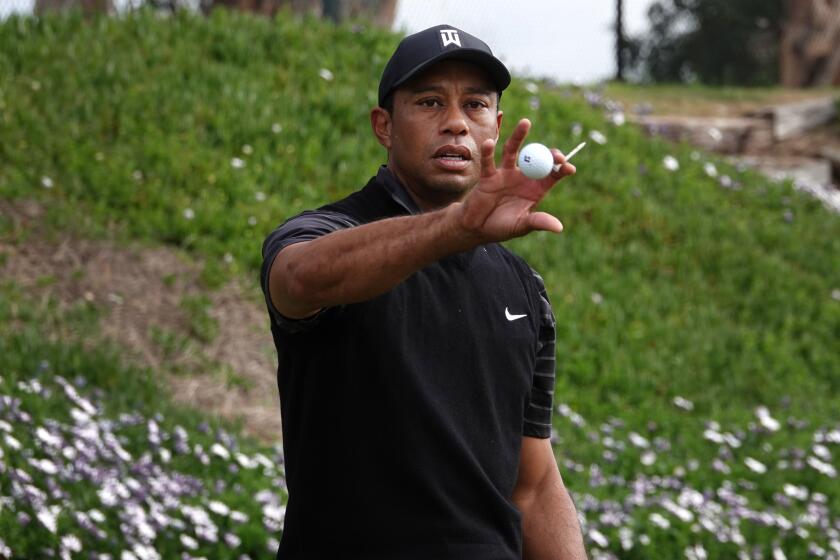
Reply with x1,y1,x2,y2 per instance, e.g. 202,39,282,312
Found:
389,48,511,99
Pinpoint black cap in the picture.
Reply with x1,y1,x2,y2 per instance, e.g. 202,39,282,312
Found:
378,24,511,107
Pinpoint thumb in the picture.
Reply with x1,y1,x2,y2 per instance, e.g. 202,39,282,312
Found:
526,212,564,234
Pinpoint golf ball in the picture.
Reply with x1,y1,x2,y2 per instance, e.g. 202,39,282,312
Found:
517,143,554,179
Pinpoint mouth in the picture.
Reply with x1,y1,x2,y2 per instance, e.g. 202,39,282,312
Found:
432,145,472,170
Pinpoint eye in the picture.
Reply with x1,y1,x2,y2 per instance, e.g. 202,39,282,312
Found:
466,100,488,110
418,98,441,108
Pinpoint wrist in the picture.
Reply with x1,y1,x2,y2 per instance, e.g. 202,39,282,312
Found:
440,201,486,251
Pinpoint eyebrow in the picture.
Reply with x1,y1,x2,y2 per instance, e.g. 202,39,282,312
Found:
408,85,495,96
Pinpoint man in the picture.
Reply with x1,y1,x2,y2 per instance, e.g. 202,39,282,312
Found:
260,24,587,560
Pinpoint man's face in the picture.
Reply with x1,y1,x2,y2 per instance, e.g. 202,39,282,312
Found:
378,60,502,208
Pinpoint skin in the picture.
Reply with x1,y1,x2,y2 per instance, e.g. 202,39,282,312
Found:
268,59,587,559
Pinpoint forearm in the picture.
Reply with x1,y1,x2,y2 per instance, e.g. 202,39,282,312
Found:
270,202,480,317
516,469,587,560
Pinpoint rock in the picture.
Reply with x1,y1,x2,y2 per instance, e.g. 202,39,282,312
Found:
736,156,833,186
631,115,773,154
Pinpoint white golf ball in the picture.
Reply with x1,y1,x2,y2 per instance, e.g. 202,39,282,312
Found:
517,143,554,179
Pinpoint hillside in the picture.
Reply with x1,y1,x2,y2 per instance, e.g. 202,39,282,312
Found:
1,8,839,558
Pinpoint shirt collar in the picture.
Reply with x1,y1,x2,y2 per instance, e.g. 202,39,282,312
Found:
376,166,421,216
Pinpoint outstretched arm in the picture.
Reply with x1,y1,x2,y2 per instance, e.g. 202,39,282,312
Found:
512,437,587,560
268,118,576,319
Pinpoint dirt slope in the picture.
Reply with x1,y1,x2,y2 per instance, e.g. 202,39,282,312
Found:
1,199,282,442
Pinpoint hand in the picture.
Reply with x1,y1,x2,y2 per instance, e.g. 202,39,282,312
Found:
457,118,576,243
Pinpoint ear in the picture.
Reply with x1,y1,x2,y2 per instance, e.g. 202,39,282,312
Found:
370,106,393,149
495,110,504,141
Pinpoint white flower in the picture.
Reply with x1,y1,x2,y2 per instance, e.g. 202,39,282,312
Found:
706,127,723,143
628,432,649,448
262,503,286,522
590,292,604,305
318,68,334,81
61,535,82,552
0,420,11,433
183,208,195,220
41,176,54,189
703,162,718,178
588,528,608,547
686,544,708,560
4,434,21,450
37,505,60,533
832,289,840,302
783,483,808,500
229,510,249,523
662,499,693,522
255,191,266,202
208,500,230,516
224,532,242,548
755,406,780,432
210,443,230,461
88,509,106,523
609,112,626,126
241,144,253,155
663,155,680,172
131,544,159,560
223,253,234,264
271,123,282,134
524,82,539,94
588,130,607,145
703,429,724,444
649,512,670,529
133,170,143,181
807,456,837,477
159,448,171,463
29,458,58,475
673,396,694,411
179,534,198,550
98,484,119,507
235,452,257,469
71,407,92,424
36,427,61,447
773,545,787,560
640,451,657,466
812,444,831,461
247,216,257,226
744,457,767,474
230,157,245,169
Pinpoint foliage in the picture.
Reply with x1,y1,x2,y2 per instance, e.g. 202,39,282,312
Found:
1,8,839,558
628,0,786,85
0,282,286,558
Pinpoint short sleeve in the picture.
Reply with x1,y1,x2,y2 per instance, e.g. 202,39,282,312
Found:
260,209,358,333
523,270,556,439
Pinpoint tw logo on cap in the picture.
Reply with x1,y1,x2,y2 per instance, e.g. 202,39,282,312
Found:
439,29,462,48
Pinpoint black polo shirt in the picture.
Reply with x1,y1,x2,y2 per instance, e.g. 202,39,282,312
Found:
260,167,557,559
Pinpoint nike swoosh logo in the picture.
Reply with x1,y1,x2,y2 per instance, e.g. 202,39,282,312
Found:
505,307,527,321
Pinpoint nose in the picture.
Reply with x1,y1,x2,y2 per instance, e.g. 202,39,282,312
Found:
440,104,468,137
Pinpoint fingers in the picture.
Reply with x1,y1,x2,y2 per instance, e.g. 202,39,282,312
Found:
501,118,531,169
549,148,577,179
479,138,497,178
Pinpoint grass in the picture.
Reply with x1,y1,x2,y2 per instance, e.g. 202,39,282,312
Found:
1,7,839,558
603,81,840,116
